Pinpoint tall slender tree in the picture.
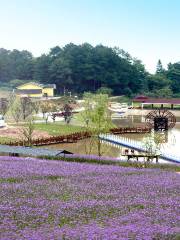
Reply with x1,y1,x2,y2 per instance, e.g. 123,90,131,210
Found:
156,59,165,74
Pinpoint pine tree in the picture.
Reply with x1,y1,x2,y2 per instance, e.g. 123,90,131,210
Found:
156,59,164,74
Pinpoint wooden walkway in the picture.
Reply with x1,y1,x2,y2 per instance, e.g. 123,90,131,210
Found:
5,127,151,147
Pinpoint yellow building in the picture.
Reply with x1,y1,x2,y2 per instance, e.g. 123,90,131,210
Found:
16,82,56,98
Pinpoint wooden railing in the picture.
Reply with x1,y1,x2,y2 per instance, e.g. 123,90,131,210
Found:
110,127,150,134
5,127,151,147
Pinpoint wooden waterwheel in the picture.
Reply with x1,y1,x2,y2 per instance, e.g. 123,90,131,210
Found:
145,109,176,131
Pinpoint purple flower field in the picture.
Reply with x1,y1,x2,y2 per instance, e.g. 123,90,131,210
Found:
0,156,180,240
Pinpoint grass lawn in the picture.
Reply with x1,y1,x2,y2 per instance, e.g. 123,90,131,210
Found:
33,122,85,136
109,95,131,103
0,156,179,239
44,154,180,172
133,102,141,108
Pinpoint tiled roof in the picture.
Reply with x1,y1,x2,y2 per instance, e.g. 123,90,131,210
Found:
134,95,148,99
143,98,180,104
133,98,180,104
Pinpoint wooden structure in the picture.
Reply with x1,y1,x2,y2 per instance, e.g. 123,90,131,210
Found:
122,153,159,163
7,131,92,146
110,127,150,134
145,109,176,131
133,96,180,109
0,145,72,158
4,127,151,147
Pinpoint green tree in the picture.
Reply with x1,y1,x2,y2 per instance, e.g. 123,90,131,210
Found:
34,54,51,83
20,97,34,120
96,87,113,96
167,62,180,94
49,57,72,92
0,48,11,83
147,74,170,92
20,117,35,146
156,59,165,74
0,48,34,84
82,93,113,156
153,87,173,98
1,44,180,97
49,46,62,58
10,96,22,124
0,98,9,116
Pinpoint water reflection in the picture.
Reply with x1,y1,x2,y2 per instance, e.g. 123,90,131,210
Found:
45,138,122,158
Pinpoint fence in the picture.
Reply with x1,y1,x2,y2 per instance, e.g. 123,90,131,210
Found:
4,127,151,147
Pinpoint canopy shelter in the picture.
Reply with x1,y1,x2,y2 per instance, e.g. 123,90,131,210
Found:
0,145,73,158
133,97,180,109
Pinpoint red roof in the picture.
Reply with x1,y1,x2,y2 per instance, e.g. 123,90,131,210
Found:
134,98,180,104
134,95,149,100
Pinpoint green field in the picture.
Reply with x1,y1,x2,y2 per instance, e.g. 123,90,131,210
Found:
33,122,85,136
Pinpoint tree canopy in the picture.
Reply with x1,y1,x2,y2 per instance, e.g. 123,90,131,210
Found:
0,44,179,97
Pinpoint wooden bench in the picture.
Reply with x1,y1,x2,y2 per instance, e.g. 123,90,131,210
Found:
122,153,159,163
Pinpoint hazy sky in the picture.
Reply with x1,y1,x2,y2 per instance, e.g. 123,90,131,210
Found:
0,0,180,72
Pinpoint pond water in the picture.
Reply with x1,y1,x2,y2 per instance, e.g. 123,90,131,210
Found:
44,115,180,161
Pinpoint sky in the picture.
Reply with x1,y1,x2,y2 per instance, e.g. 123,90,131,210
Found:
0,0,180,73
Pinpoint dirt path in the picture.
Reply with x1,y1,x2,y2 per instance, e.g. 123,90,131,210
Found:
0,126,51,139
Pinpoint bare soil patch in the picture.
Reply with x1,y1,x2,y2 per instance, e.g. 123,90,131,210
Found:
0,126,51,140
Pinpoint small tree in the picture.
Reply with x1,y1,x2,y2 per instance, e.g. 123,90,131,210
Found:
10,97,22,124
143,132,162,162
20,97,33,120
50,103,58,122
0,98,9,116
80,93,95,155
63,103,73,124
156,59,165,74
33,101,40,114
40,101,51,123
40,101,57,124
96,87,113,96
82,93,113,156
20,117,35,146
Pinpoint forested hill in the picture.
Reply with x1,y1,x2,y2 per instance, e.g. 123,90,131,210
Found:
0,43,180,97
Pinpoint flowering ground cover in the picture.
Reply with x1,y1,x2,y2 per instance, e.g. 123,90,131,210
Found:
0,156,180,240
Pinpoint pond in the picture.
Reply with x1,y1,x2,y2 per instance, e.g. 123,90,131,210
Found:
44,115,180,160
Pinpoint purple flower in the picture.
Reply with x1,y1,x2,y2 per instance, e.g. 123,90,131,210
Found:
0,156,179,239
